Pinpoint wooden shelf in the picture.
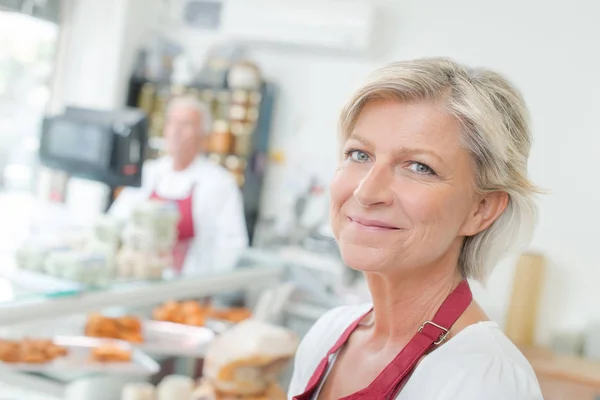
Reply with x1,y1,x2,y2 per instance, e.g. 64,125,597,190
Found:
520,346,600,400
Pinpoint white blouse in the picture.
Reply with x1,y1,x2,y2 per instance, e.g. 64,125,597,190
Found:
288,305,544,400
109,156,248,274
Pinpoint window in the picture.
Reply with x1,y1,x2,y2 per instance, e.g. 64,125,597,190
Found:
0,9,59,191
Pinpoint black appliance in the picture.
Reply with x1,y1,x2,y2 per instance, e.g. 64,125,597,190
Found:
40,107,148,188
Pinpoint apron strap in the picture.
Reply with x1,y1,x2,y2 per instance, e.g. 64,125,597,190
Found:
381,280,472,399
293,280,472,400
302,308,373,394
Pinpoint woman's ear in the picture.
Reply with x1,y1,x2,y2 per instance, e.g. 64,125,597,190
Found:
461,192,509,237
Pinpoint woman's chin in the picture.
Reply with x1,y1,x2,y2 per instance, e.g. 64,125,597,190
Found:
339,242,393,273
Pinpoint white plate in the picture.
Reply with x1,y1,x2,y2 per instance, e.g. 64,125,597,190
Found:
0,336,159,376
138,320,215,357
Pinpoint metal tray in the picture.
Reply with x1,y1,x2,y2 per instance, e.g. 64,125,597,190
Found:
137,320,215,357
0,336,159,376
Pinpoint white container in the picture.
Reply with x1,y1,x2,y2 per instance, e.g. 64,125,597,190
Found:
121,382,155,400
44,250,109,285
94,215,123,246
130,200,180,238
121,225,176,253
116,246,171,280
15,239,70,272
156,375,194,400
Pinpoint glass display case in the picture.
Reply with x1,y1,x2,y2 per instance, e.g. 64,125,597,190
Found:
0,248,286,399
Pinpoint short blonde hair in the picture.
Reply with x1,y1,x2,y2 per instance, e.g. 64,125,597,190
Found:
167,95,213,135
339,57,538,281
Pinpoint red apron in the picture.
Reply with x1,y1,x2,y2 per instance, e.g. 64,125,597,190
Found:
149,184,195,273
293,280,473,400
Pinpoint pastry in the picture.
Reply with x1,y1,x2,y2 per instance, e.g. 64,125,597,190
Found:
85,314,144,343
204,320,298,396
91,343,132,362
208,307,252,323
0,338,68,363
0,340,20,363
152,300,251,327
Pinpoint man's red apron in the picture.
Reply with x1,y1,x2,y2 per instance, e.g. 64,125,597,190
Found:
149,184,206,379
293,280,473,400
149,184,195,273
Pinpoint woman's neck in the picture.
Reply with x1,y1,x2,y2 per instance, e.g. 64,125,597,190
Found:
364,261,464,348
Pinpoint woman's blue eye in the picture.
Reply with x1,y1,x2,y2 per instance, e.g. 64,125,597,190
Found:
348,150,370,163
408,162,435,175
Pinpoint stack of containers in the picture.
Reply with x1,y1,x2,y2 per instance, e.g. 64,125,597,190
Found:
15,238,69,272
16,235,110,286
86,215,123,278
44,250,109,285
116,200,180,280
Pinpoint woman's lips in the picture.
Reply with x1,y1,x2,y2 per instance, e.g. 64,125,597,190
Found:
348,216,402,231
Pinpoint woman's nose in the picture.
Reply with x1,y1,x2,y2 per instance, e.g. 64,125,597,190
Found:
353,164,394,208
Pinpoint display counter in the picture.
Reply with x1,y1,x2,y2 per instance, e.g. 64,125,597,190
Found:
0,248,288,399
0,250,285,327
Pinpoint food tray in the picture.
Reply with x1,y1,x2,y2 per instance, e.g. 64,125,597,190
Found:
0,336,159,376
67,316,216,358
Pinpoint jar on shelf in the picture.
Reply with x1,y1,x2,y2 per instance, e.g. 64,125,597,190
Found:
225,155,247,187
249,90,262,106
227,61,262,90
231,90,250,106
214,91,231,120
229,104,247,122
209,120,233,154
246,107,260,124
149,113,165,139
137,83,156,115
231,122,253,157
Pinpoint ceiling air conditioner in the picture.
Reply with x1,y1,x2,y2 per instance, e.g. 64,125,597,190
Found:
220,0,374,54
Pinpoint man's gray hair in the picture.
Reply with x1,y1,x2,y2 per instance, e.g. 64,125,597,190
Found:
166,95,213,135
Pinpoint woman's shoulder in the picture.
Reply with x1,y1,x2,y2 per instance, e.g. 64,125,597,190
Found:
402,321,543,399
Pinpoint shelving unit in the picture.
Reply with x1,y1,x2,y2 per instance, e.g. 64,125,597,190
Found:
0,266,283,328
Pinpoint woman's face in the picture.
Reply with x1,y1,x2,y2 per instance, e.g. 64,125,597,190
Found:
330,99,504,275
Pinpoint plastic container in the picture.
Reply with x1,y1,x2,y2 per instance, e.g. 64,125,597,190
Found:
130,200,180,237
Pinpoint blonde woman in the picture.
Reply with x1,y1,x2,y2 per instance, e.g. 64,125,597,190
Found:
288,58,543,399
